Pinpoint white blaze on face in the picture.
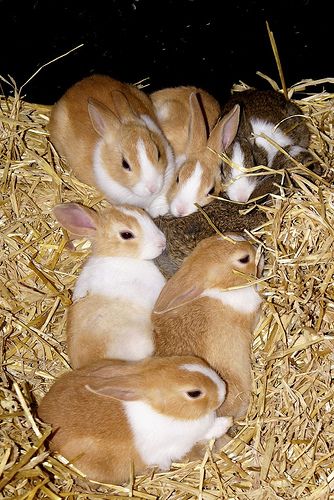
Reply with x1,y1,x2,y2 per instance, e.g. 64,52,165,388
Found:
117,206,166,260
135,139,163,197
170,161,203,217
181,363,226,405
226,143,256,202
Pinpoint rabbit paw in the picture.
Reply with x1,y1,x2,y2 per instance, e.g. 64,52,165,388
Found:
148,196,169,217
204,416,233,440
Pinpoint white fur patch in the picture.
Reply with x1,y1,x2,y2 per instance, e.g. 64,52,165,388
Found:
251,118,293,166
73,256,166,309
136,139,162,196
288,145,307,158
117,206,166,259
124,400,216,469
181,364,226,404
201,286,262,314
226,143,256,202
170,161,203,216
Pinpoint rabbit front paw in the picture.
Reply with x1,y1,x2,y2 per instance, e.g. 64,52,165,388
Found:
204,416,233,440
148,196,169,217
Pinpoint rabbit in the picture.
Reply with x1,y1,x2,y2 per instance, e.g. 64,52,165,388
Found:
37,356,233,484
151,86,238,217
48,74,175,217
154,197,267,279
53,202,167,369
153,233,264,420
218,89,313,203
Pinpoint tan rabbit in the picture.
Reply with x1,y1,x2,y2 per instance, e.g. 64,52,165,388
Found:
37,356,233,484
49,75,175,217
153,233,263,419
151,86,239,217
219,89,313,203
53,202,166,369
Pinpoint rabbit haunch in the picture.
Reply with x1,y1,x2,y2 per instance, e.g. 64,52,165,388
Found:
38,356,232,484
53,203,166,368
151,87,228,217
219,89,311,203
48,75,175,217
153,234,263,419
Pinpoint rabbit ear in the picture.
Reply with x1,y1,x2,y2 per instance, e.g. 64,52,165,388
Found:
53,203,98,239
110,90,138,121
208,104,240,153
154,272,205,314
85,375,143,402
186,92,208,154
87,97,121,136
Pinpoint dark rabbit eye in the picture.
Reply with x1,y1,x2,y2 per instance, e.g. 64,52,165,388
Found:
176,175,180,184
120,231,134,240
186,390,202,398
207,186,215,196
157,149,161,160
122,159,131,171
239,254,250,264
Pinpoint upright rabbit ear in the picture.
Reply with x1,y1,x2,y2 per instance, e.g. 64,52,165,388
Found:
110,90,138,121
208,104,240,153
153,271,205,314
53,203,98,239
186,92,208,154
87,97,121,136
85,375,143,402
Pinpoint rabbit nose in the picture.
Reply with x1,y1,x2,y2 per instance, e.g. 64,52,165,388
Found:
146,183,159,194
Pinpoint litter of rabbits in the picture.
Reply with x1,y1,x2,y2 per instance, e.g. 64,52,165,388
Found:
1,75,334,498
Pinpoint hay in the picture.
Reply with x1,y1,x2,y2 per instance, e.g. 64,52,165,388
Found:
0,76,333,499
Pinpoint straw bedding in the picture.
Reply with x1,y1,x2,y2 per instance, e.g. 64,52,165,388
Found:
0,77,333,499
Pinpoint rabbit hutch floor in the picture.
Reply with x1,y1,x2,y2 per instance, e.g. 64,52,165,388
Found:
1,77,334,499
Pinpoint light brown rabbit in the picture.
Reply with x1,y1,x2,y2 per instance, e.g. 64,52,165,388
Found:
53,202,166,369
219,89,313,203
154,197,267,279
49,75,175,217
151,86,239,217
38,356,232,484
153,234,263,419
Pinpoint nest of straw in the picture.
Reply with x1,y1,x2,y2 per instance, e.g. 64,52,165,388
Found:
1,76,334,499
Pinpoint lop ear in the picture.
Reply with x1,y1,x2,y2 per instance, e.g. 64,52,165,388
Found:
87,97,121,136
208,104,240,153
53,203,98,239
186,92,208,154
153,271,205,314
85,375,143,402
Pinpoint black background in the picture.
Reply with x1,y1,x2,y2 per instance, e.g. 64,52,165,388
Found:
1,0,331,104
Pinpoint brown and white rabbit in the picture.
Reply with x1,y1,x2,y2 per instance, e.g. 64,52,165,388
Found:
219,89,312,203
37,356,233,484
49,75,175,217
151,86,238,217
154,198,267,278
153,234,263,419
53,202,166,369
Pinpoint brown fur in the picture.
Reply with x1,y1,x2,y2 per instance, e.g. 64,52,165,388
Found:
220,89,314,196
49,74,168,189
153,235,262,418
154,198,266,279
38,356,224,484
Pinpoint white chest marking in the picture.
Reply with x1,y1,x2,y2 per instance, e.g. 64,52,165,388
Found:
202,286,262,314
124,401,216,469
73,256,166,309
251,118,293,166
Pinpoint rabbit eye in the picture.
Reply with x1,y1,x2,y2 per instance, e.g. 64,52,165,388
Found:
207,186,215,196
176,175,180,184
186,390,202,399
122,159,131,171
157,149,161,161
239,254,250,264
120,231,134,240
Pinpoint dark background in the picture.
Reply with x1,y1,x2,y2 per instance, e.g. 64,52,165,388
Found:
1,0,331,104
